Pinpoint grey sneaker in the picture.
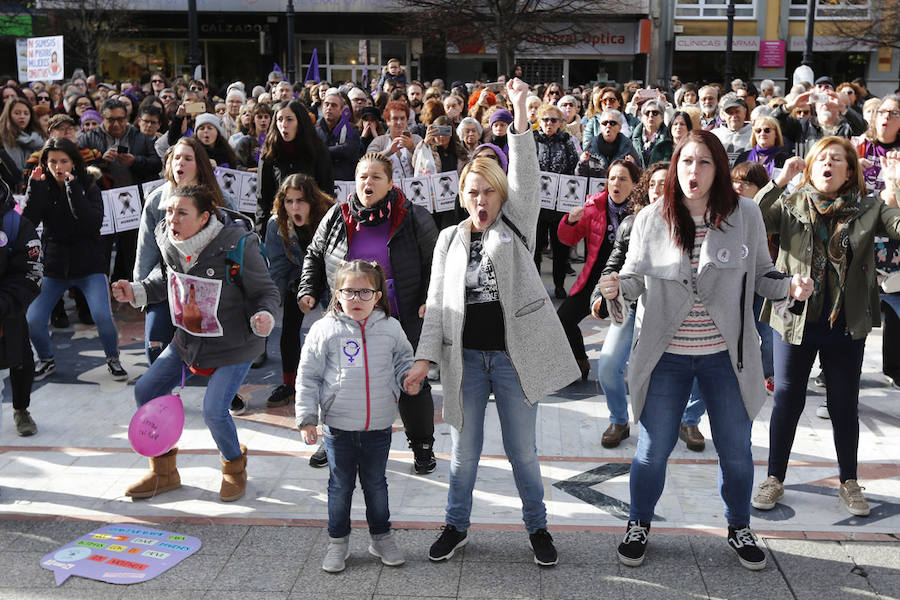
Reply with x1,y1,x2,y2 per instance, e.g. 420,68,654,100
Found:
14,410,37,436
368,531,405,566
751,476,784,510
839,480,870,516
816,403,830,419
322,536,350,572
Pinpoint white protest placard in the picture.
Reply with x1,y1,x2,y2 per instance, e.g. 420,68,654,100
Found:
215,167,242,200
141,178,166,200
332,180,354,204
430,171,459,213
238,171,258,214
556,174,588,213
99,191,115,236
588,177,607,197
26,36,64,82
107,185,141,232
538,172,560,210
402,176,433,213
15,39,27,83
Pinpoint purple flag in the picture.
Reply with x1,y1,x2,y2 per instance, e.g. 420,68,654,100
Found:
304,48,320,83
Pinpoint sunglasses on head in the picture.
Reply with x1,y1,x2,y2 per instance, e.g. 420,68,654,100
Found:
541,117,560,123
754,127,772,134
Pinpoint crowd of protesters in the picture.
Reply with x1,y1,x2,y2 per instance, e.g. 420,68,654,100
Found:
0,60,897,573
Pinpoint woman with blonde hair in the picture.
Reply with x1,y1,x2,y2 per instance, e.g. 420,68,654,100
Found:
735,115,790,177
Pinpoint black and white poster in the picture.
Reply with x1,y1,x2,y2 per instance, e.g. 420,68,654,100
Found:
401,176,433,213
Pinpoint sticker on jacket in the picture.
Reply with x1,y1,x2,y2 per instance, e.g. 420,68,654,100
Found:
340,338,363,368
168,272,224,337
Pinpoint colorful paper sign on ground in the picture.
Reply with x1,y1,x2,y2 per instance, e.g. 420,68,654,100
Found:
41,524,201,586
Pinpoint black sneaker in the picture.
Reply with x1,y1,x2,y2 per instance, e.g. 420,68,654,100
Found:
617,520,650,567
428,525,468,561
814,371,825,387
727,526,767,570
266,383,295,407
411,441,436,474
51,301,69,328
309,443,328,468
229,394,246,416
529,528,558,566
33,358,56,381
107,358,128,381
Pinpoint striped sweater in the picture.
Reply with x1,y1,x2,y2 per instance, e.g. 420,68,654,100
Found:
666,215,727,355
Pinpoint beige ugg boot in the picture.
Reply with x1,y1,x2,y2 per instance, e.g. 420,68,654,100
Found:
220,444,247,502
125,447,181,499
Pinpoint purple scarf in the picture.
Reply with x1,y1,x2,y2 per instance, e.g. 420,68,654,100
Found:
747,144,782,177
607,194,630,235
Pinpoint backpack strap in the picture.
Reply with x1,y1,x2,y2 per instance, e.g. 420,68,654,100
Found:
500,214,527,247
224,232,268,286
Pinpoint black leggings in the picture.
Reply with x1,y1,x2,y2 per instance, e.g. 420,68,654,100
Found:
279,290,305,374
557,263,604,361
535,212,569,290
11,320,35,411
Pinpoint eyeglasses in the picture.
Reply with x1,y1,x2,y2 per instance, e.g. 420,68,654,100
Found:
601,96,617,104
189,86,202,91
548,90,561,96
540,117,560,123
600,120,620,127
151,79,164,84
337,288,376,301
643,110,661,117
733,179,753,188
877,109,900,119
559,102,575,107
105,116,127,123
37,95,50,101
754,127,772,134
795,109,811,116
160,94,175,100
140,118,159,126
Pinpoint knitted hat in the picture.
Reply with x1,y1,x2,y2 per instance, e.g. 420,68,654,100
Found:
489,109,513,126
194,112,226,140
473,143,508,173
80,109,102,125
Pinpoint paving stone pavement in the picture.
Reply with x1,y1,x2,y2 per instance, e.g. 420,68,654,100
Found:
0,272,897,598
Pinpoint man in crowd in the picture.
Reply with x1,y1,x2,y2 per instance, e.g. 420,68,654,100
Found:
315,89,360,182
712,95,752,167
698,85,720,131
407,81,425,123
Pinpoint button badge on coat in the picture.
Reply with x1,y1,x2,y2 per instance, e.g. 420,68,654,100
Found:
498,231,512,243
206,268,215,277
716,248,730,263
740,244,749,259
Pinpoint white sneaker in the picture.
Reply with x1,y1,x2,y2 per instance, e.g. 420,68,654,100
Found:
368,531,405,566
815,404,830,419
322,536,350,572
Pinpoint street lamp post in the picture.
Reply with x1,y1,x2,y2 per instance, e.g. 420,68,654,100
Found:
802,0,816,67
724,0,735,86
187,0,200,74
286,0,295,83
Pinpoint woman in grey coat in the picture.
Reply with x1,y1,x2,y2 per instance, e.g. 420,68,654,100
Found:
405,79,580,567
597,130,812,571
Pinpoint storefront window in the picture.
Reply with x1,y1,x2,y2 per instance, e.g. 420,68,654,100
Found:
300,37,409,85
301,40,327,66
99,39,185,82
331,40,358,65
675,0,756,19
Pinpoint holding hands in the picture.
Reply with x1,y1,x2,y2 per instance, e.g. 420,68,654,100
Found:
597,272,620,300
404,360,429,396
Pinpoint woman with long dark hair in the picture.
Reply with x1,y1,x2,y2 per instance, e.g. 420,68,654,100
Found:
597,130,812,570
23,138,127,382
262,173,333,408
255,100,332,233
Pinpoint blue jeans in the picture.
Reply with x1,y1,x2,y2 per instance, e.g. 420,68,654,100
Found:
629,351,753,527
446,349,546,534
753,294,775,380
133,344,251,460
26,273,120,359
598,308,707,426
322,425,393,539
598,307,636,425
145,300,174,364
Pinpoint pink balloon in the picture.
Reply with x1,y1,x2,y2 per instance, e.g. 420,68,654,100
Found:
128,394,185,457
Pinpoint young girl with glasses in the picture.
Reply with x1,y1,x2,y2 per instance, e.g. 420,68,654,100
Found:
296,259,417,573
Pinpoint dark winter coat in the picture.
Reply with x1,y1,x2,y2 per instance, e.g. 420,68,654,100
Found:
78,124,162,186
771,104,867,159
22,176,106,279
255,139,333,233
315,118,361,182
0,195,42,368
297,189,438,346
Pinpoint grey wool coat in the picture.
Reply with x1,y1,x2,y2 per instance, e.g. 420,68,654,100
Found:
415,129,581,431
617,197,791,423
